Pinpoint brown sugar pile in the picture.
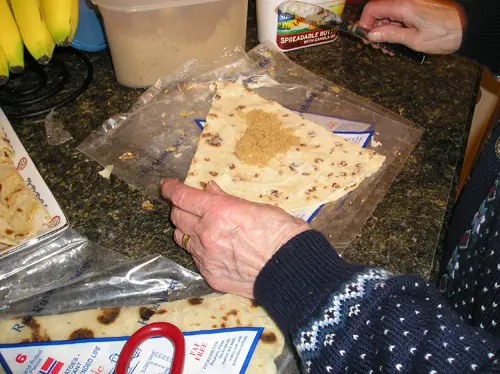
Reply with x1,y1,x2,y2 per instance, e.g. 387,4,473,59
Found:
235,109,300,166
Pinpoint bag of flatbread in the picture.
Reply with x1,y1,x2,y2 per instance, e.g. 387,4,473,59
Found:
0,125,51,248
0,293,284,374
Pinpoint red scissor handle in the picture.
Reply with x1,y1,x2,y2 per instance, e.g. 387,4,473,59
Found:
115,322,185,374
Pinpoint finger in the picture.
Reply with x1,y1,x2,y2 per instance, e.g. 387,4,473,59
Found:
359,0,414,30
170,206,200,236
374,19,391,28
206,181,227,196
375,20,404,29
367,24,417,47
162,178,216,217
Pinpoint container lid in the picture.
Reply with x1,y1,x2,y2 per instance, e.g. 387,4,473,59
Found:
93,0,224,12
71,39,107,52
72,0,107,51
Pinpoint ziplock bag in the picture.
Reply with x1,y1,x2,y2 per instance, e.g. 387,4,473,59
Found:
0,229,301,374
78,42,422,249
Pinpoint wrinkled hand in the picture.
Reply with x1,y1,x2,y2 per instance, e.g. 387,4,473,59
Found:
161,179,310,299
359,0,465,55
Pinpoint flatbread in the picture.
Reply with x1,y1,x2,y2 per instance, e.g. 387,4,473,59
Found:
0,151,50,246
0,128,15,164
185,82,386,213
0,293,284,374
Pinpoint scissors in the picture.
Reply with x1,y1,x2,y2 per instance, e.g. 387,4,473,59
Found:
115,322,186,374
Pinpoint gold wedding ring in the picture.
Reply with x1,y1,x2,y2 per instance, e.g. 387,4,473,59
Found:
181,233,191,250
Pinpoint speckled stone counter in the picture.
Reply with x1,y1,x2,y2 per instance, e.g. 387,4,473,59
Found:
1,2,481,277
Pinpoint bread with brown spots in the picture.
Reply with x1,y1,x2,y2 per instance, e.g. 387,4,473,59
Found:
185,82,386,213
0,293,283,373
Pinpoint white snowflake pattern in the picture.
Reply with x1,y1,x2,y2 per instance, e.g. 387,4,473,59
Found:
348,304,361,317
324,333,335,346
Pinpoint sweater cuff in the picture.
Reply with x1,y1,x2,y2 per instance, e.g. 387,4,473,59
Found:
254,230,366,334
458,1,500,75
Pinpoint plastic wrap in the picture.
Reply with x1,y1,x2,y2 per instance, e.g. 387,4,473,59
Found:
78,42,422,249
44,110,73,146
0,229,300,374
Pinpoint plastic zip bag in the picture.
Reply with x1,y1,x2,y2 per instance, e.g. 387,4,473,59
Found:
0,229,300,374
78,42,422,250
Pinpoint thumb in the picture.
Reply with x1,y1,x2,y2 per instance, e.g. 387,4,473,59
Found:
368,24,417,48
206,180,227,195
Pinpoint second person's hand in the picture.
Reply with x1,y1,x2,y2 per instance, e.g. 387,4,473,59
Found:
359,0,465,55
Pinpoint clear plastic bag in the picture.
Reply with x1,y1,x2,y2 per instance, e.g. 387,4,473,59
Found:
44,110,72,146
78,42,422,249
0,228,300,374
0,229,205,317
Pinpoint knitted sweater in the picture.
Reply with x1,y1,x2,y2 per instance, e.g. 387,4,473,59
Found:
255,230,500,373
254,1,500,372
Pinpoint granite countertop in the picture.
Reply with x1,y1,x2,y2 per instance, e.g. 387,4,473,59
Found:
1,2,481,278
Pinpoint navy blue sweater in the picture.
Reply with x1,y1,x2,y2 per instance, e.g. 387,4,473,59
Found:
256,230,500,372
255,1,500,372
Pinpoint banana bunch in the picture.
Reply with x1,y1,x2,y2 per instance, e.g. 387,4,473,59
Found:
0,0,79,85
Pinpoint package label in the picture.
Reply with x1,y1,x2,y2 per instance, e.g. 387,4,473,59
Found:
276,1,345,51
195,112,373,223
0,327,263,374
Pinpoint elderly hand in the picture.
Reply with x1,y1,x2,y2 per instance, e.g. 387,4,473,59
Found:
161,179,310,299
359,0,465,55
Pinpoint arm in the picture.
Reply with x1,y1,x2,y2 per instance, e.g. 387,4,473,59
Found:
161,179,500,373
457,0,500,75
255,230,500,373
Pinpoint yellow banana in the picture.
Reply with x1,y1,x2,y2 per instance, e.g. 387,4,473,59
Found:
0,0,24,73
68,0,79,43
10,0,55,65
41,0,72,46
0,46,9,86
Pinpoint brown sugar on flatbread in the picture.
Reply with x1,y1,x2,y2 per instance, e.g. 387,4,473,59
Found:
184,82,386,214
236,110,300,167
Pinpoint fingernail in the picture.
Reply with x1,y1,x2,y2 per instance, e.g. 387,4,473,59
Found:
368,31,381,42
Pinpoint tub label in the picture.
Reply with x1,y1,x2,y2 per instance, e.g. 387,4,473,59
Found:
276,1,345,51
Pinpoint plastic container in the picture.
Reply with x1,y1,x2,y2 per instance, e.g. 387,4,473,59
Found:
256,0,345,51
93,0,249,87
71,0,107,52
